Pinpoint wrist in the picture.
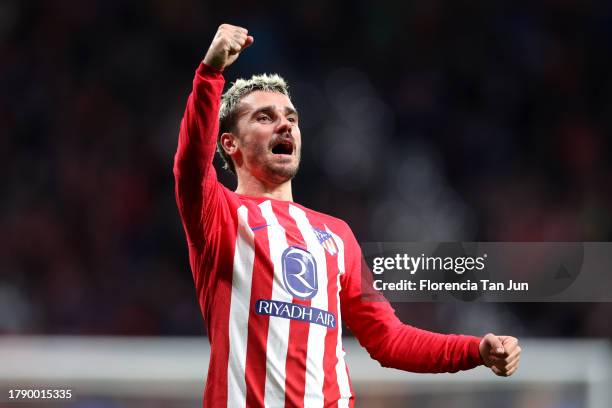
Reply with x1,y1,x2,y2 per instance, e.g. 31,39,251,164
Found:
199,62,224,75
477,337,486,365
202,55,225,72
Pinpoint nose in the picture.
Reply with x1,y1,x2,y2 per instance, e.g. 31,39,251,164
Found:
276,115,292,134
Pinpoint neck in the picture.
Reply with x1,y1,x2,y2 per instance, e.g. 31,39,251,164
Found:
235,172,294,202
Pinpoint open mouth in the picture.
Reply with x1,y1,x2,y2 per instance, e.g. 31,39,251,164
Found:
271,139,294,155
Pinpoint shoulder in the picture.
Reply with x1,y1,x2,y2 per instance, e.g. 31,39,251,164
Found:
296,203,348,228
296,203,357,242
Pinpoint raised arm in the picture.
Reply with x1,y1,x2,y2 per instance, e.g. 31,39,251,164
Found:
173,24,253,247
340,232,521,376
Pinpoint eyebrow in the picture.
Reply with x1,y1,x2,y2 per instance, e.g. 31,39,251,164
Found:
251,105,299,118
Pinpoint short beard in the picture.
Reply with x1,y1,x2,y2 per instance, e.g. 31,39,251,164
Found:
264,157,300,183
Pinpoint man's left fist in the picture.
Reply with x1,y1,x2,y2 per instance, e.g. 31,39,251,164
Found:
479,333,521,377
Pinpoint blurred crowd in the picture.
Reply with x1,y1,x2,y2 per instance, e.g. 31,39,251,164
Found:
2,0,612,337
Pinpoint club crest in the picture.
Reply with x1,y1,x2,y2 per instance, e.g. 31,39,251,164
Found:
313,227,338,256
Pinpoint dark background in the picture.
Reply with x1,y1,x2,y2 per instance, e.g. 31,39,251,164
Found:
2,0,611,338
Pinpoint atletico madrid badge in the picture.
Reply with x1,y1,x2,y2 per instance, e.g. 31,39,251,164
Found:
313,227,338,256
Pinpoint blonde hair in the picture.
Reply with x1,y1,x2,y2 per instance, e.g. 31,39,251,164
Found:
218,73,290,173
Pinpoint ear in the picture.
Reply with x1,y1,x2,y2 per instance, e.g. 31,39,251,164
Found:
220,132,239,156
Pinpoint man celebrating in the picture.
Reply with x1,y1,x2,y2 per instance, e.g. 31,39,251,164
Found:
174,24,521,407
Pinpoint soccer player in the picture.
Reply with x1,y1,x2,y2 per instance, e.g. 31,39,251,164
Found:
174,24,521,407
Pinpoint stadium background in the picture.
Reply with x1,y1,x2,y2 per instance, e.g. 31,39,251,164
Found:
2,0,612,406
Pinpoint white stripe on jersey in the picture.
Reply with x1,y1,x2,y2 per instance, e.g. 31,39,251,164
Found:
326,226,352,406
289,205,327,408
227,205,256,407
259,200,292,407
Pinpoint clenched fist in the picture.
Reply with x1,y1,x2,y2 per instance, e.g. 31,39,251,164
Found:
203,24,254,71
479,333,521,377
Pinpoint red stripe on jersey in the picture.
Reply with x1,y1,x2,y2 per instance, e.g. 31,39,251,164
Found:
276,201,311,408
245,202,274,407
319,225,341,406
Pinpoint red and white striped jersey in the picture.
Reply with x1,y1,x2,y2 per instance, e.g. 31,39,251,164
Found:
174,63,483,408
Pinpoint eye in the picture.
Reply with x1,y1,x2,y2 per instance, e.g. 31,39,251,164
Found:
257,114,271,122
288,116,297,124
